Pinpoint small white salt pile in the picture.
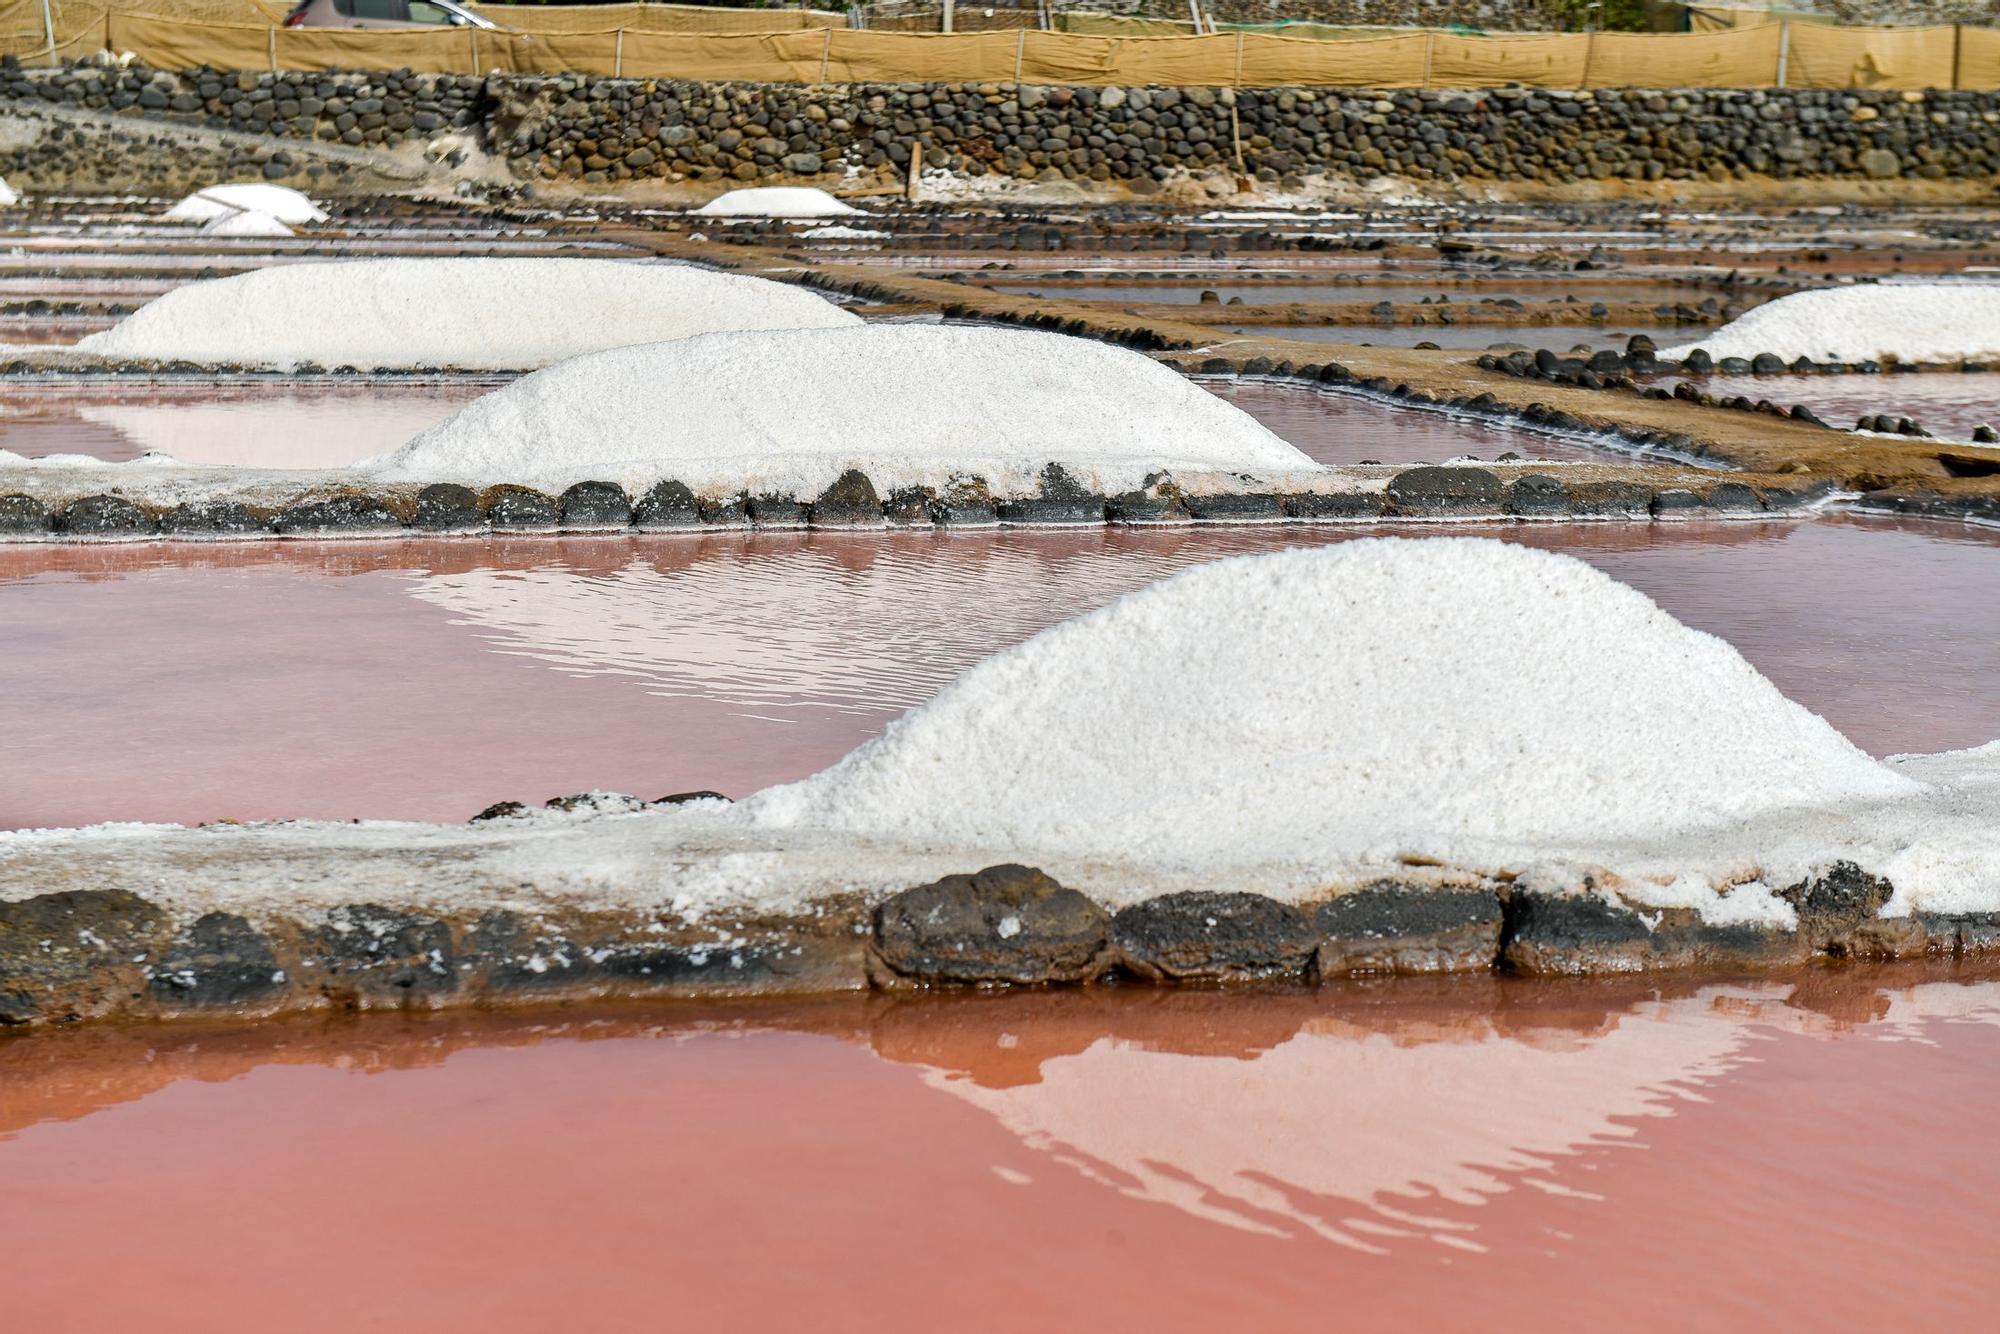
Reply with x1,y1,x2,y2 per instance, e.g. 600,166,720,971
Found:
164,183,327,225
0,175,18,207
692,186,864,218
200,210,294,238
72,257,859,370
364,324,1315,492
798,225,890,240
749,539,1916,872
1665,285,2000,364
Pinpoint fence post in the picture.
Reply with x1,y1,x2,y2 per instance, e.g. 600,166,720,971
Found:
1582,29,1595,90
1014,27,1024,82
267,24,277,75
1421,27,1434,88
614,29,624,78
468,29,479,77
37,0,53,60
1775,20,1789,89
819,26,832,84
1953,23,1964,91
942,0,954,35
1233,30,1244,88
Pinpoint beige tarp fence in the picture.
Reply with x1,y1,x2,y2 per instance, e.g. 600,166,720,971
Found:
467,3,845,34
4,2,1998,90
1785,22,1960,91
1581,24,1782,88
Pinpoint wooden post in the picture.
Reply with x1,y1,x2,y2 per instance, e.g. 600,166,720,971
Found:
1953,23,1964,91
267,24,278,74
1185,0,1202,34
906,139,923,200
1775,21,1790,90
1014,27,1024,81
820,26,832,84
614,28,624,78
1233,30,1244,88
941,0,954,35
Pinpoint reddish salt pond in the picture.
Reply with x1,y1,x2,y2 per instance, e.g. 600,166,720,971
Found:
4,966,2000,1332
1661,372,2000,443
3,516,1996,830
0,377,1564,467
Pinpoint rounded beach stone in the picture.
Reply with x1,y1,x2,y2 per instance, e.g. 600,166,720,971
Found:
748,495,808,527
1286,490,1385,520
633,480,702,528
147,912,286,1007
1183,492,1284,522
0,493,52,535
1567,480,1654,517
160,500,264,537
1505,474,1570,517
307,904,454,997
413,482,483,530
874,864,1109,985
559,480,633,529
1706,481,1764,513
1111,891,1318,982
62,493,155,537
483,484,560,529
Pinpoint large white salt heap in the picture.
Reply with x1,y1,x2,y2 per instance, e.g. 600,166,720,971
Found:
163,183,327,225
72,258,860,370
692,186,863,218
365,324,1315,492
1665,285,2000,364
750,540,1917,878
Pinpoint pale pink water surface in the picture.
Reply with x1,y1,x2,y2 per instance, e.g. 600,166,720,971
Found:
4,967,2000,1332
4,517,1996,830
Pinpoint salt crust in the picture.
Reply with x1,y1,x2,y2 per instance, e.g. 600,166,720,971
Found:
364,325,1318,493
1665,285,2000,364
199,210,294,238
691,187,863,218
5,540,1997,931
71,258,861,371
162,183,327,224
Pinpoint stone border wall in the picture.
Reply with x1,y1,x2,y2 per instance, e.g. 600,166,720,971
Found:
3,61,1997,191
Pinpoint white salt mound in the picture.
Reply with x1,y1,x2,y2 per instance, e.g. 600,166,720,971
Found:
0,175,18,207
200,209,293,238
749,539,1916,868
164,183,326,225
72,257,860,371
1665,285,2000,364
365,324,1315,492
692,187,863,218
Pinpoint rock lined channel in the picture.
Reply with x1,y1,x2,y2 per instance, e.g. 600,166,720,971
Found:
5,859,1998,1029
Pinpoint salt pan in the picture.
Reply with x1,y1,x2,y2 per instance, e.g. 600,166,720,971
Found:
72,258,860,370
1665,285,2000,364
364,324,1315,492
163,183,327,225
692,187,864,218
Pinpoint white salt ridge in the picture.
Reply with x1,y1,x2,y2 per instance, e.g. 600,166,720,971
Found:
692,187,863,218
0,175,18,207
365,325,1317,493
199,209,293,238
1665,285,2000,363
797,224,890,240
749,540,1916,875
163,183,326,225
71,258,860,371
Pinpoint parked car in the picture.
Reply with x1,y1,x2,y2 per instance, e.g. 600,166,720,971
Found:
283,0,499,30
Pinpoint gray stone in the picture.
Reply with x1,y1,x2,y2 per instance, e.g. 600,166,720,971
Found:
1314,884,1502,977
62,494,155,537
1386,466,1503,516
0,493,52,535
483,484,560,529
874,864,1108,985
809,468,882,527
160,500,264,537
148,913,286,1007
558,480,632,529
1505,473,1570,516
413,482,483,531
274,493,400,535
1111,891,1318,982
633,479,702,529
308,904,455,998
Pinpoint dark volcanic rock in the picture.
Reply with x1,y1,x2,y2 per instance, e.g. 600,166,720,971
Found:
307,903,455,998
0,493,52,535
1111,891,1317,982
413,482,483,530
160,499,264,536
148,912,286,1007
633,480,703,528
1314,883,1502,977
748,494,809,527
1776,861,1917,956
1505,473,1570,516
274,493,401,534
809,469,883,526
1107,488,1187,523
995,464,1104,525
62,493,155,536
483,484,560,529
1386,466,1502,516
1503,886,1797,974
0,890,165,1024
559,480,632,529
1567,479,1655,517
470,800,530,821
1286,490,1385,519
874,864,1108,985
1183,492,1284,522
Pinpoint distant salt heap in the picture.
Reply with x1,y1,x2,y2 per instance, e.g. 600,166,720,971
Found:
1665,285,2000,364
750,540,1916,873
365,325,1315,492
164,183,327,225
72,258,860,370
692,187,863,218
0,175,18,207
200,210,293,238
